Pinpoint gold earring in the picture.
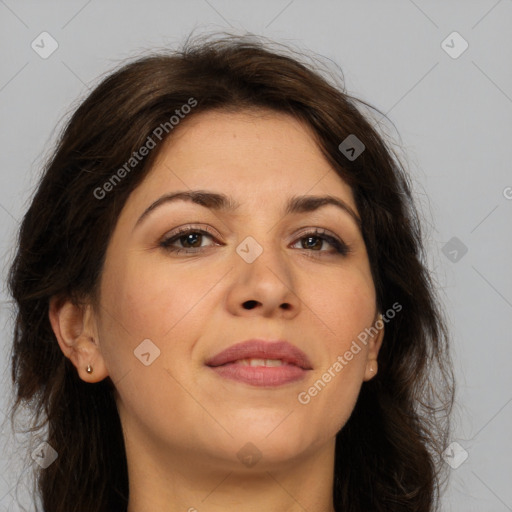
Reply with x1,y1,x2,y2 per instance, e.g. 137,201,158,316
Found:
86,364,93,374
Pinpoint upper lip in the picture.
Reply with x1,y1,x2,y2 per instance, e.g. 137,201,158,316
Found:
205,339,313,370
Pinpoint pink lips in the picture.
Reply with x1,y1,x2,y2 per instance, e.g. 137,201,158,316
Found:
205,339,312,387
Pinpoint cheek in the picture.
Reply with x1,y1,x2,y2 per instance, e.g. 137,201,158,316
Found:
100,254,218,342
297,267,375,419
307,265,376,348
96,254,229,394
96,257,217,430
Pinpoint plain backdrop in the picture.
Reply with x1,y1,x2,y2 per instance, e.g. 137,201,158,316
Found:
1,1,511,511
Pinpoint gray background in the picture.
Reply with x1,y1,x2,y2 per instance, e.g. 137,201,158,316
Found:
1,1,511,510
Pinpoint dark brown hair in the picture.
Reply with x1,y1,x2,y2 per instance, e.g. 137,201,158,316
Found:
6,33,454,511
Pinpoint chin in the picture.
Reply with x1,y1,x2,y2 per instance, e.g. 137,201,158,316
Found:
226,420,318,462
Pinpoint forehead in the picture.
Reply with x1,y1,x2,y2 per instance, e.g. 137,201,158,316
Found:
129,108,357,214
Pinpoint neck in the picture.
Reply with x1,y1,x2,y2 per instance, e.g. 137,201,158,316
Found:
125,437,337,512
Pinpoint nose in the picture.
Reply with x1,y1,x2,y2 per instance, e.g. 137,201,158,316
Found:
225,240,300,319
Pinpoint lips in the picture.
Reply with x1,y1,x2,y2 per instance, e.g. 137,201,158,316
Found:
205,339,313,387
205,339,313,369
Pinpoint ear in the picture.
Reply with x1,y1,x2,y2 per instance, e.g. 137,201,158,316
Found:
49,295,109,382
363,312,385,382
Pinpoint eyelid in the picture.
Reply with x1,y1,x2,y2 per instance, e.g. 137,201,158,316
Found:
160,223,221,242
291,226,342,242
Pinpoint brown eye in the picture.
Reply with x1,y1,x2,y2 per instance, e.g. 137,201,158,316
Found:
176,232,204,248
301,236,323,250
292,230,350,256
160,228,218,254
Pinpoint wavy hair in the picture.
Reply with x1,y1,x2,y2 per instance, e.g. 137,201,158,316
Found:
6,33,454,512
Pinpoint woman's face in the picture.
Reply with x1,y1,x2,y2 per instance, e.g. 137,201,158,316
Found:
85,109,383,470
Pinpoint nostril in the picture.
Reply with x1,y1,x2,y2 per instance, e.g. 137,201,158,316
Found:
243,300,258,309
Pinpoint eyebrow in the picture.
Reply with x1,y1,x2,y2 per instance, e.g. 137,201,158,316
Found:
133,190,362,231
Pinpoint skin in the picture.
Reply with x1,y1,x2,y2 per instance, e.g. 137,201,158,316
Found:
49,109,384,512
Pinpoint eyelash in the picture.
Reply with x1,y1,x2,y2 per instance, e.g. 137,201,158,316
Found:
159,225,351,257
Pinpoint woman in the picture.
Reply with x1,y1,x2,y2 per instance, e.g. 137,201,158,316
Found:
7,33,455,512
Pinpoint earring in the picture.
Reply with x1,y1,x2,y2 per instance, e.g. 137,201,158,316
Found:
86,364,93,374
368,360,378,374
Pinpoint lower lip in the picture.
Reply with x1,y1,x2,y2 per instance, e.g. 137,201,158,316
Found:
208,363,308,387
